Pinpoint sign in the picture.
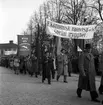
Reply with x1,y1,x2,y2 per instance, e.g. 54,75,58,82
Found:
18,35,31,56
46,19,96,39
4,50,17,55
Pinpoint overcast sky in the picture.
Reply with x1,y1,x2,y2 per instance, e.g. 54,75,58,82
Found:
0,0,46,44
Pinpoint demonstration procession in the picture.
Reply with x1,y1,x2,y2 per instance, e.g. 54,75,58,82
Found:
0,19,103,104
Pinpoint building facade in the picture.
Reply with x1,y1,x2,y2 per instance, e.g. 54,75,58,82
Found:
0,40,18,56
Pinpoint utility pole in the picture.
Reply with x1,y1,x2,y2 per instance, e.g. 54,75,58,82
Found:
53,0,61,70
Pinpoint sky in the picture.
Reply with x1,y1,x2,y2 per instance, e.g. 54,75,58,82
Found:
0,0,46,44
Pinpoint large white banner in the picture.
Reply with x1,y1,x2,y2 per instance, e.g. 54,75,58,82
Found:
46,19,96,39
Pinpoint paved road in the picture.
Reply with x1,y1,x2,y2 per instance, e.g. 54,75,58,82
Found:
0,67,102,105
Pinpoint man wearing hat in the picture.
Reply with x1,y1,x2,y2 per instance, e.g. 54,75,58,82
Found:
56,48,68,83
76,44,100,103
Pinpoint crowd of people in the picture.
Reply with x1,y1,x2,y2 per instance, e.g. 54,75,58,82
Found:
0,54,39,76
0,43,103,104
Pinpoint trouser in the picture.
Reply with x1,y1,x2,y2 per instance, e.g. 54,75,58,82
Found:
14,67,19,75
42,75,51,84
77,88,98,100
52,70,55,79
57,75,67,82
42,69,51,84
48,75,51,84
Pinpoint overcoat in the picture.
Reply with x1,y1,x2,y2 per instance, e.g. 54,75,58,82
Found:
42,56,53,79
26,57,34,75
78,52,96,91
57,53,68,76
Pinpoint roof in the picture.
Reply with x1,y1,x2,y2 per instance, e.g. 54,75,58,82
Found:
0,43,18,49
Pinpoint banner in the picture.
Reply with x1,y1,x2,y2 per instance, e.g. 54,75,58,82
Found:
46,19,96,39
18,35,31,56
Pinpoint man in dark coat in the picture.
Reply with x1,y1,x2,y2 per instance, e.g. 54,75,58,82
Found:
76,44,100,103
31,54,38,78
26,55,34,77
20,56,27,74
42,52,53,84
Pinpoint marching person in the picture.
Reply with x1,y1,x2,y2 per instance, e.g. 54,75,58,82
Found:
9,56,14,70
31,54,38,78
26,55,34,77
56,48,68,83
19,56,27,74
42,51,53,84
14,55,20,75
76,44,100,103
49,53,55,79
19,56,24,74
68,56,72,77
98,52,103,94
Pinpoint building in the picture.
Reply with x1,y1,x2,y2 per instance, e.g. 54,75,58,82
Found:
0,40,18,56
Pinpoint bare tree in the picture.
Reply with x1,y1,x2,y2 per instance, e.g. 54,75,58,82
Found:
87,0,103,22
25,0,101,55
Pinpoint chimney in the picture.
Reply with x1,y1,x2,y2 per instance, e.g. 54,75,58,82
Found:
9,40,13,44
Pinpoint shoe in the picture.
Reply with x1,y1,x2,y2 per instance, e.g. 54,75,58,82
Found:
42,79,44,83
77,94,81,98
64,81,68,83
35,75,38,78
91,99,100,103
56,76,59,81
48,82,51,85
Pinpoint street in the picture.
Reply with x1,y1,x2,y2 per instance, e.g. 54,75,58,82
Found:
0,67,102,105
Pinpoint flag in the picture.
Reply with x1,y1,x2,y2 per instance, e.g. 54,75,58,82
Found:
77,46,82,52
